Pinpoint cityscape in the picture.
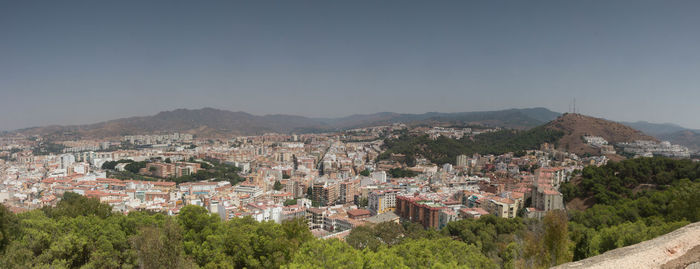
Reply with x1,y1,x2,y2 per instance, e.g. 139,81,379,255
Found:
1,112,698,268
1,1,699,269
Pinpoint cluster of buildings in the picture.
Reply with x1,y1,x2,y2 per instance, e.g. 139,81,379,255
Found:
62,140,116,153
140,161,202,178
582,136,691,158
425,126,499,140
4,123,678,240
618,140,691,158
122,133,194,145
426,127,472,139
583,136,617,155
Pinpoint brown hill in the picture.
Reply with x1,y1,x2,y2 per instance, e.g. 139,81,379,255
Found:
545,113,658,156
16,108,326,139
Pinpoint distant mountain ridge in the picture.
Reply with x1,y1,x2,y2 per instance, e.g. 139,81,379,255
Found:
318,107,560,130
620,121,696,136
13,107,561,139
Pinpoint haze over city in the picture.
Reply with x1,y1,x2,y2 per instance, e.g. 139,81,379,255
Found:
2,0,700,130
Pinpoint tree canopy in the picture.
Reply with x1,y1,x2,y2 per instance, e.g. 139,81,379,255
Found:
379,126,563,165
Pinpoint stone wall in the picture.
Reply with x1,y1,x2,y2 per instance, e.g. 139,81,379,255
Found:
555,222,700,269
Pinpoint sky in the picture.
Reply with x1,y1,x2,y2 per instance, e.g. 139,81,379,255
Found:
2,0,700,131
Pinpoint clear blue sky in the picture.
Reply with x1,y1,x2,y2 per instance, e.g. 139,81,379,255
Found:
2,0,700,130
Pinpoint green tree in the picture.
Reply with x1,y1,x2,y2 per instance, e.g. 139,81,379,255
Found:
405,155,416,167
360,169,371,177
378,238,497,269
286,239,364,269
132,218,194,269
347,221,440,252
125,161,147,174
177,205,220,247
363,248,409,269
0,204,18,253
43,192,112,219
543,210,573,266
0,210,58,267
346,225,384,251
357,197,368,208
667,179,700,222
102,161,118,170
306,187,313,199
388,168,418,178
441,215,525,266
274,180,284,191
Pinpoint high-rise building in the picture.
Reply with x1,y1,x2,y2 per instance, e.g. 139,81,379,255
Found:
312,180,338,206
60,154,75,169
456,154,467,167
371,171,387,182
531,185,564,214
368,190,397,215
396,196,445,229
442,163,453,173
339,180,359,204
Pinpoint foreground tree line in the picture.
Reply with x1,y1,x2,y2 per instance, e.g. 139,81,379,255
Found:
0,157,697,268
0,193,496,269
0,193,556,269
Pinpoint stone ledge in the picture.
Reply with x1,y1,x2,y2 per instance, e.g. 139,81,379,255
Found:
554,222,700,269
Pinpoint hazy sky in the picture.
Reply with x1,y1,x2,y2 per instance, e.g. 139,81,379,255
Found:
2,0,700,131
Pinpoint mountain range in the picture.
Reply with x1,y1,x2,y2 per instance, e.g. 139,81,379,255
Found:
12,107,561,139
8,107,700,153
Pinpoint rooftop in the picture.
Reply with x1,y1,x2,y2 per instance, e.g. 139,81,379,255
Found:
365,211,400,224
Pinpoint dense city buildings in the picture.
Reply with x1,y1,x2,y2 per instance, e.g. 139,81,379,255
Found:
0,122,695,242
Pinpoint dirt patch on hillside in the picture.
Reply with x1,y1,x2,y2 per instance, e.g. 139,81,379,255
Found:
563,175,595,211
632,184,659,194
605,154,626,162
567,196,595,211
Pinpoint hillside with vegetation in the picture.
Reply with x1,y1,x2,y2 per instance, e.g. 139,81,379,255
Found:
376,113,662,166
545,113,658,156
560,157,699,260
379,126,564,165
560,157,700,205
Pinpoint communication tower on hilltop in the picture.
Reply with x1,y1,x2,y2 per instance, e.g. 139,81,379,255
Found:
569,98,579,114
